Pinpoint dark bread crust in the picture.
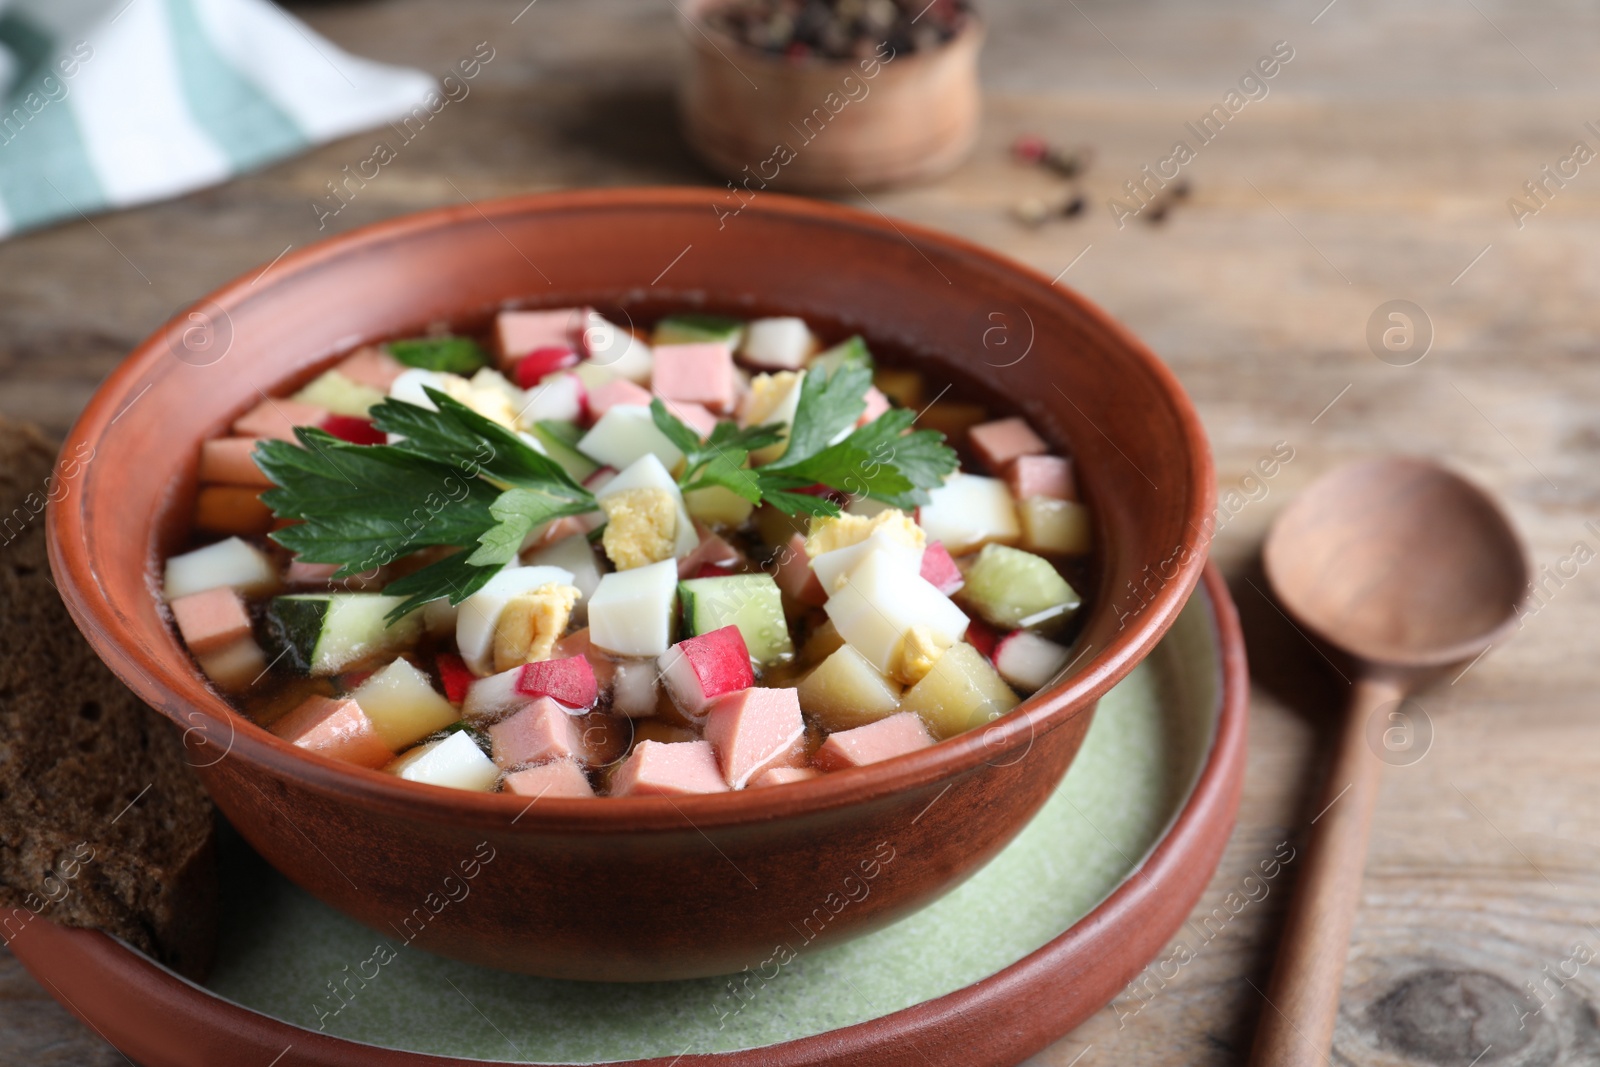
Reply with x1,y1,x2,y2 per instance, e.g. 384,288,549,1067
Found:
0,418,217,979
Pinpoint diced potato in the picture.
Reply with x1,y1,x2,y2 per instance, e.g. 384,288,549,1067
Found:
872,368,924,409
164,537,278,600
1019,496,1093,556
352,658,460,749
899,642,1020,739
685,484,756,528
798,644,903,732
194,486,273,536
292,369,385,417
917,473,1021,555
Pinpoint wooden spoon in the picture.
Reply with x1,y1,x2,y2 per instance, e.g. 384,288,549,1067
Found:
1249,457,1528,1067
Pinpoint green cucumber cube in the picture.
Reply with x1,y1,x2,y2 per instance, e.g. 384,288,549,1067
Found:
960,544,1082,631
652,314,745,347
266,592,422,675
678,573,794,668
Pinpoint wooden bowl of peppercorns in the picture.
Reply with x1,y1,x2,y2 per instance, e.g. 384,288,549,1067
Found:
680,0,982,193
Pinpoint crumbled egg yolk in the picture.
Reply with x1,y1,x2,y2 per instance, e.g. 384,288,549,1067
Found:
894,624,952,686
741,370,804,463
600,488,679,570
436,373,519,430
492,583,582,672
805,508,926,560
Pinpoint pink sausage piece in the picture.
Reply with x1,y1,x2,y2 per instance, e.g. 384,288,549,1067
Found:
751,766,821,788
232,398,327,442
660,399,718,439
336,346,407,391
968,416,1048,473
775,531,826,606
198,437,273,488
651,342,737,414
703,687,806,789
273,695,393,769
496,307,586,363
503,759,596,799
169,586,254,656
677,527,744,580
610,740,730,796
489,697,584,770
857,387,891,426
587,378,654,421
1006,454,1077,502
813,712,933,772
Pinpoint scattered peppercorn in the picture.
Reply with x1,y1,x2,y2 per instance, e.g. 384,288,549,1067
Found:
703,0,972,60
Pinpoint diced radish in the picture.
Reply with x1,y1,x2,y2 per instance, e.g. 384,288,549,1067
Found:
968,417,1048,473
917,473,1021,554
694,563,736,579
273,694,393,769
386,731,499,792
437,652,473,704
774,532,826,606
658,626,755,717
518,371,585,424
588,558,679,657
813,712,933,771
169,586,253,656
514,655,598,710
514,345,581,389
738,317,814,370
454,564,575,675
610,740,729,796
503,758,595,798
823,548,968,675
577,404,684,471
489,696,584,769
351,657,459,750
704,686,806,788
232,397,326,441
676,527,744,581
578,313,653,383
994,630,1074,693
163,537,278,600
593,454,699,557
966,617,1001,659
610,658,660,717
652,342,737,414
918,541,964,596
319,415,385,445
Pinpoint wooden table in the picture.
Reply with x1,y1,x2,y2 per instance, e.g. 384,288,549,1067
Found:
4,1,1597,1063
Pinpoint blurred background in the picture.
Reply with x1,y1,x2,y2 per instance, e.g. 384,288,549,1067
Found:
3,1,1597,1064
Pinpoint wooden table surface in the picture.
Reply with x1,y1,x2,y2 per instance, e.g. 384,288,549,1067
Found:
4,1,1598,1063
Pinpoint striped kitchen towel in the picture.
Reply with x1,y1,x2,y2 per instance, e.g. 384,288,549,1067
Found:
0,0,434,238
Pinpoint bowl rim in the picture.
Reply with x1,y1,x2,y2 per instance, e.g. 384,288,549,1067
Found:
47,186,1215,833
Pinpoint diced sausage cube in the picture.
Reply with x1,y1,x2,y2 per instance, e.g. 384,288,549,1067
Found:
610,740,730,796
588,378,654,421
1005,454,1076,502
169,586,254,656
676,527,745,581
273,695,393,769
198,437,273,488
231,398,327,442
968,417,1048,473
703,687,806,789
503,758,596,798
813,711,933,771
652,342,737,414
496,308,586,363
751,766,821,788
857,387,891,426
774,531,826,606
488,697,584,769
337,346,407,391
194,486,273,536
660,399,718,439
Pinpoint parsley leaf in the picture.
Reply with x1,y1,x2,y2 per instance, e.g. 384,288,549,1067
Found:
372,389,590,496
762,363,872,469
385,336,489,374
380,549,502,620
650,399,780,504
467,488,599,568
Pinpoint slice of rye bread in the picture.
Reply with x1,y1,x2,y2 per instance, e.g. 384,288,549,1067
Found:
0,418,217,979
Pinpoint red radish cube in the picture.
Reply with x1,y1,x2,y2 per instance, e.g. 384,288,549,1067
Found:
676,528,744,581
660,398,718,439
775,532,826,606
587,378,653,421
651,342,737,414
169,586,253,656
337,346,406,391
273,695,393,769
966,617,1001,659
968,417,1048,473
503,758,595,798
496,307,586,363
463,667,529,722
514,345,581,389
1005,454,1076,502
695,563,738,579
752,766,820,788
551,627,617,691
704,686,806,789
658,626,755,717
610,740,730,796
514,655,598,711
436,652,474,705
488,696,584,769
232,398,326,442
994,630,1073,693
319,415,386,446
919,541,964,596
814,712,933,772
284,559,380,590
857,387,891,427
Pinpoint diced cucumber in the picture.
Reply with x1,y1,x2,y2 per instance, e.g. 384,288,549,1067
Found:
960,544,1082,631
810,335,873,376
385,336,489,375
531,419,600,482
290,370,385,417
678,573,794,668
266,593,423,675
652,314,744,347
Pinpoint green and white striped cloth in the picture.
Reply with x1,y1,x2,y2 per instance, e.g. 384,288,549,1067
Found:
0,0,434,237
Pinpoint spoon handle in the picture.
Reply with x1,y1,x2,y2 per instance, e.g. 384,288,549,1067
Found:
1247,674,1401,1067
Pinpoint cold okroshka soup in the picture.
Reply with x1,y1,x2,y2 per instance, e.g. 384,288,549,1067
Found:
159,307,1096,799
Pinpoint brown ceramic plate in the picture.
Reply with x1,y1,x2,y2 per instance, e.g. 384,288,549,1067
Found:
10,566,1245,1067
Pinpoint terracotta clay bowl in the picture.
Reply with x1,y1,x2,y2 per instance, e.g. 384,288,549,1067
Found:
47,188,1214,981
